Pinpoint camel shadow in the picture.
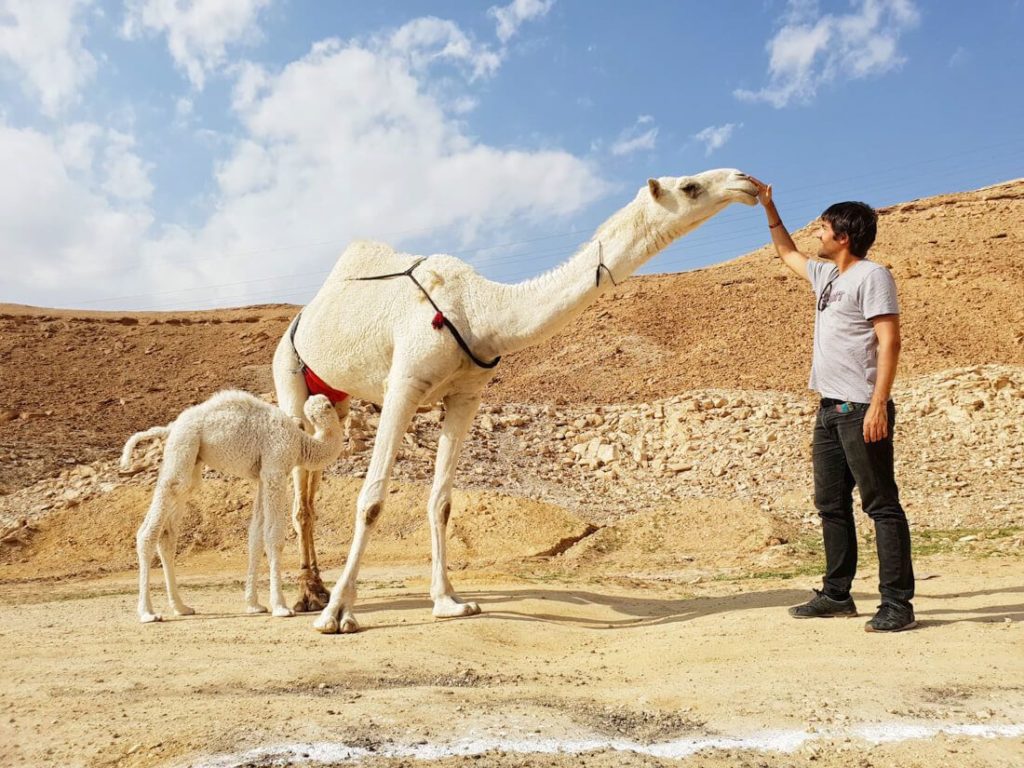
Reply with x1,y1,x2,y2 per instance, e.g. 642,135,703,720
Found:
352,586,812,630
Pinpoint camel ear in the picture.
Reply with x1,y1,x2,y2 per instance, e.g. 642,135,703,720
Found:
647,178,662,199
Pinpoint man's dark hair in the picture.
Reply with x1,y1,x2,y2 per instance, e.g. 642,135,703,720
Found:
821,201,877,258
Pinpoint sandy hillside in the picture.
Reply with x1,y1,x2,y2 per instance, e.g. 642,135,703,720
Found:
1,179,1022,491
0,180,1022,768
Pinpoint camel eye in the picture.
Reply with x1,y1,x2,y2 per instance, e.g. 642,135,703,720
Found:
680,182,702,198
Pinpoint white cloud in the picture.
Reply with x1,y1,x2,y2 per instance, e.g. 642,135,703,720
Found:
0,121,153,302
0,0,97,116
197,36,605,271
609,115,658,157
489,0,555,44
693,123,739,156
385,16,501,80
948,46,968,68
1,13,607,309
121,0,273,89
735,0,920,108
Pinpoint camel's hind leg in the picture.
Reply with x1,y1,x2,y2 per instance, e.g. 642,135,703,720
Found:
428,393,483,618
136,440,198,622
292,466,327,612
136,487,170,624
156,461,200,617
314,376,424,634
273,327,336,612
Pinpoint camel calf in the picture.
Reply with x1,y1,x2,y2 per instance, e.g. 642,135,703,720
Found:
121,391,344,623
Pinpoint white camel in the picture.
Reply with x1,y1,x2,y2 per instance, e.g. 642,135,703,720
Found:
122,390,343,623
272,168,758,633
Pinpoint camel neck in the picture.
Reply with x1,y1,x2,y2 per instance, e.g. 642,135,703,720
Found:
301,426,343,470
480,198,670,355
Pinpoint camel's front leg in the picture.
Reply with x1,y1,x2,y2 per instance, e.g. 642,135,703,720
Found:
262,478,295,617
314,377,423,634
245,483,268,614
428,393,482,619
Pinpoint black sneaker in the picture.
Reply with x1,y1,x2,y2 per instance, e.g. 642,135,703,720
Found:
788,589,858,619
864,602,917,633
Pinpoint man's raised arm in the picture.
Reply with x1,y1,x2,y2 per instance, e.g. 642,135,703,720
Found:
744,176,810,282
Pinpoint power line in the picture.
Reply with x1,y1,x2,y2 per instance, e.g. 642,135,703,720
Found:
50,142,1024,309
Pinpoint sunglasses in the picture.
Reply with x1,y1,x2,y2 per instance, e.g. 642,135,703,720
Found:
818,277,837,312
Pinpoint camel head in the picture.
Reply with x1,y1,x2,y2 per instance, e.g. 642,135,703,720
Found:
643,168,757,237
302,394,341,433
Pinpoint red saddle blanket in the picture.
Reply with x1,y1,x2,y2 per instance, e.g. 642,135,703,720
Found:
302,365,349,404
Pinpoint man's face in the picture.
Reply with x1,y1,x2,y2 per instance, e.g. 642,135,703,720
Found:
816,219,844,260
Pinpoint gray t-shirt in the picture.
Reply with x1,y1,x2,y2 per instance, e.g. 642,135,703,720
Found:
807,259,900,404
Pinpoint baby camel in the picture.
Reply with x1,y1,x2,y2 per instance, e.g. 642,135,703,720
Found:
121,390,343,623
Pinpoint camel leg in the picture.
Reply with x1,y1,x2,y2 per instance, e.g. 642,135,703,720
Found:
293,397,350,611
157,523,194,617
273,330,332,612
262,478,295,617
314,376,423,634
428,393,482,619
245,483,268,614
137,443,197,622
136,486,170,623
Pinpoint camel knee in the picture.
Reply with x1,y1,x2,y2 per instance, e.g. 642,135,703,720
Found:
292,501,315,531
362,502,382,528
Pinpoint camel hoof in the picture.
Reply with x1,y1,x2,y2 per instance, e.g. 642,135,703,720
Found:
174,605,196,617
247,604,269,615
339,615,360,634
294,574,330,613
139,612,163,624
293,593,328,613
433,599,482,619
313,612,339,634
272,606,295,618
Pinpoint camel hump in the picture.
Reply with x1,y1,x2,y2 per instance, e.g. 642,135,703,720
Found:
330,240,405,277
326,242,471,284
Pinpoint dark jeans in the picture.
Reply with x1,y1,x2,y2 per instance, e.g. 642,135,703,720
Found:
812,399,915,606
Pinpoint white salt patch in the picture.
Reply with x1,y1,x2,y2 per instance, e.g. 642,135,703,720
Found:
187,720,1024,767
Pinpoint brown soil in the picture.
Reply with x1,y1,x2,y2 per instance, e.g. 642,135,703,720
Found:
2,179,1022,491
1,180,1022,767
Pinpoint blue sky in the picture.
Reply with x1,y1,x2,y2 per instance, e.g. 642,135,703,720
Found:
1,0,1021,311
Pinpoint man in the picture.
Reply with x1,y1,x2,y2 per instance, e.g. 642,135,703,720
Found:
745,175,917,633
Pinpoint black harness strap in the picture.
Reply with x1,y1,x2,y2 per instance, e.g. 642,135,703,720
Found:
595,241,620,287
288,312,304,370
349,258,501,370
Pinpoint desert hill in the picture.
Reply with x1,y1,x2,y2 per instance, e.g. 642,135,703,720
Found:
1,179,1022,493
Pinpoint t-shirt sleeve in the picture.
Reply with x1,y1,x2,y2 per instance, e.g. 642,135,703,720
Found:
806,260,828,294
861,267,900,319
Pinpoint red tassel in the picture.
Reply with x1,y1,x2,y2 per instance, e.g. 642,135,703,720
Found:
431,311,445,330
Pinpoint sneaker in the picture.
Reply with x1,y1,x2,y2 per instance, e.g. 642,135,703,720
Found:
788,589,858,619
864,602,917,633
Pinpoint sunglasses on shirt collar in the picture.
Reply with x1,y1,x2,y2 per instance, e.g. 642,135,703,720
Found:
818,277,837,312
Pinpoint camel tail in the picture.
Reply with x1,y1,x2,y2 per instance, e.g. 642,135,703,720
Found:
120,425,171,471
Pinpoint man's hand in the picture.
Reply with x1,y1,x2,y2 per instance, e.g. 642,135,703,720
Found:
744,175,773,208
863,402,889,443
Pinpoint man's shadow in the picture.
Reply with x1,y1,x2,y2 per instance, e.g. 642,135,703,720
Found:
353,581,1024,630
913,583,1024,626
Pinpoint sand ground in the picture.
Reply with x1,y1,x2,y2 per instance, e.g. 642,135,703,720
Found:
1,549,1022,768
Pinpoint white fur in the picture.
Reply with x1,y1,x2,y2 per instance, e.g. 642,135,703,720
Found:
271,169,757,633
122,391,343,623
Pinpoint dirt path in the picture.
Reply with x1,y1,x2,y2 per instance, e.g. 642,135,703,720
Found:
1,554,1021,768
